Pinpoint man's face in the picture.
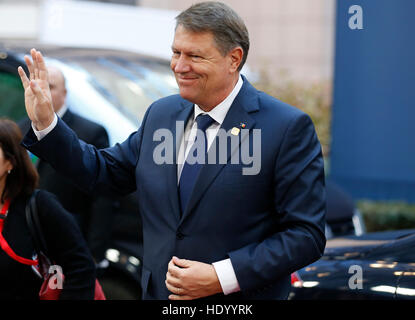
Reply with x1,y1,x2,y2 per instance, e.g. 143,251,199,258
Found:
48,67,67,113
171,25,239,110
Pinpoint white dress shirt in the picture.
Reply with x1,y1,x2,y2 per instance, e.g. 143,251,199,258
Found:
33,77,244,295
32,104,67,140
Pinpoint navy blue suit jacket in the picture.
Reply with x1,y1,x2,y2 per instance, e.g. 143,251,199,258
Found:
22,77,326,300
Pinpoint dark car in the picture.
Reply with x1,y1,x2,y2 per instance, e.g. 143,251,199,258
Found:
290,229,415,300
0,42,178,299
324,180,366,239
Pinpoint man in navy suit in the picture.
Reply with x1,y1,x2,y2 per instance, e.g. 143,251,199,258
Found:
18,2,326,300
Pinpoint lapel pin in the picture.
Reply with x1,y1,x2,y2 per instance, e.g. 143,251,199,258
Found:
231,127,240,136
240,123,246,129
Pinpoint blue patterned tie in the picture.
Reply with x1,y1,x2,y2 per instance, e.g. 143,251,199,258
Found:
179,114,216,214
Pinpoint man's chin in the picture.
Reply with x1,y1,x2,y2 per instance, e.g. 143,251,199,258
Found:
178,89,196,103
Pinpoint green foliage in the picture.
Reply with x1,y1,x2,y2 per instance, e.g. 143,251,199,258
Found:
357,200,415,232
254,73,332,157
0,72,26,121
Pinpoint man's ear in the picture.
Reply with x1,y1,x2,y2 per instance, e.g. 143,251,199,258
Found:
228,47,244,73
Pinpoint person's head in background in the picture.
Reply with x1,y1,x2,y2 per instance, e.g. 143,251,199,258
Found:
48,66,67,113
0,118,38,203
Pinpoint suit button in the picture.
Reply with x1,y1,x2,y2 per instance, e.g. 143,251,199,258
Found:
176,231,184,240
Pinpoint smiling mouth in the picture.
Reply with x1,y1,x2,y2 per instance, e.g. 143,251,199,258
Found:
177,74,197,79
176,77,198,85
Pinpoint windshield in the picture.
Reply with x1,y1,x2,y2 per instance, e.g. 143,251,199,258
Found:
64,56,178,123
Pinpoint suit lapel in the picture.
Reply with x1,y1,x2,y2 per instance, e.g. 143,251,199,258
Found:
167,100,194,222
180,78,259,223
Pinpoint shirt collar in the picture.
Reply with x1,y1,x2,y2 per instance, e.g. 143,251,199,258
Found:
56,104,68,118
193,75,243,125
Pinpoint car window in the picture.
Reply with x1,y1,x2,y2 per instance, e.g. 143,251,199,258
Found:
0,71,26,122
63,57,178,123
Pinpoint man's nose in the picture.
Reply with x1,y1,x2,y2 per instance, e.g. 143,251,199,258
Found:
172,55,191,73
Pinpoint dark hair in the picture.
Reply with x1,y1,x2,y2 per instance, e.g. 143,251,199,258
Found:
0,118,38,202
176,1,250,71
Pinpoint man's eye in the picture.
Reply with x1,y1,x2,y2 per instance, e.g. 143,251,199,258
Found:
191,55,202,60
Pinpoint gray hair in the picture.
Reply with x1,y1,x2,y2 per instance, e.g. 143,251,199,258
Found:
175,1,250,71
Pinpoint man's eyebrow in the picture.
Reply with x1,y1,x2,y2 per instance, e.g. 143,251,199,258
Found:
190,49,203,55
171,47,203,56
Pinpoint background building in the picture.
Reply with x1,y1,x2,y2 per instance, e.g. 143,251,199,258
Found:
0,0,336,84
140,0,336,84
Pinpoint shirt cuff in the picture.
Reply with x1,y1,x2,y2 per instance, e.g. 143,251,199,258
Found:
32,113,58,141
212,258,241,295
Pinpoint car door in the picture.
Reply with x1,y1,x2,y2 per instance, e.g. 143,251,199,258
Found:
391,236,415,299
365,233,415,299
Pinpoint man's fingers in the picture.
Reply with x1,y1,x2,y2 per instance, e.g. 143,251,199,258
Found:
166,271,181,287
29,80,47,104
18,66,30,90
165,279,184,295
24,55,35,80
173,256,191,268
169,294,193,301
167,256,193,279
36,51,48,81
31,48,39,79
168,261,182,278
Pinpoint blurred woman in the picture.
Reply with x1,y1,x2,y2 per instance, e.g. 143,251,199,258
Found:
0,118,96,299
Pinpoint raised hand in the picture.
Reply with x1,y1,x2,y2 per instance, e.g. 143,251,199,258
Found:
17,49,54,131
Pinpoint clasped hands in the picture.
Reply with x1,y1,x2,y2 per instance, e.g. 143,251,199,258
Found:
165,256,222,300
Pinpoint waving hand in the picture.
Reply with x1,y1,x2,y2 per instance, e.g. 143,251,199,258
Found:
17,49,55,131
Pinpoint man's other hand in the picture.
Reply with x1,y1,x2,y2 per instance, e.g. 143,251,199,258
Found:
165,256,222,300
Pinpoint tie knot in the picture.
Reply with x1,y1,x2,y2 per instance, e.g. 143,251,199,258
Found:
196,114,216,133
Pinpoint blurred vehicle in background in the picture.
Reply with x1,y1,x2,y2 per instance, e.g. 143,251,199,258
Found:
290,229,415,300
289,180,367,299
325,180,366,239
0,42,178,299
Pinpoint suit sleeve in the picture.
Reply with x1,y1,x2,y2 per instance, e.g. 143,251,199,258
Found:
21,105,152,197
228,113,326,291
90,125,110,149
